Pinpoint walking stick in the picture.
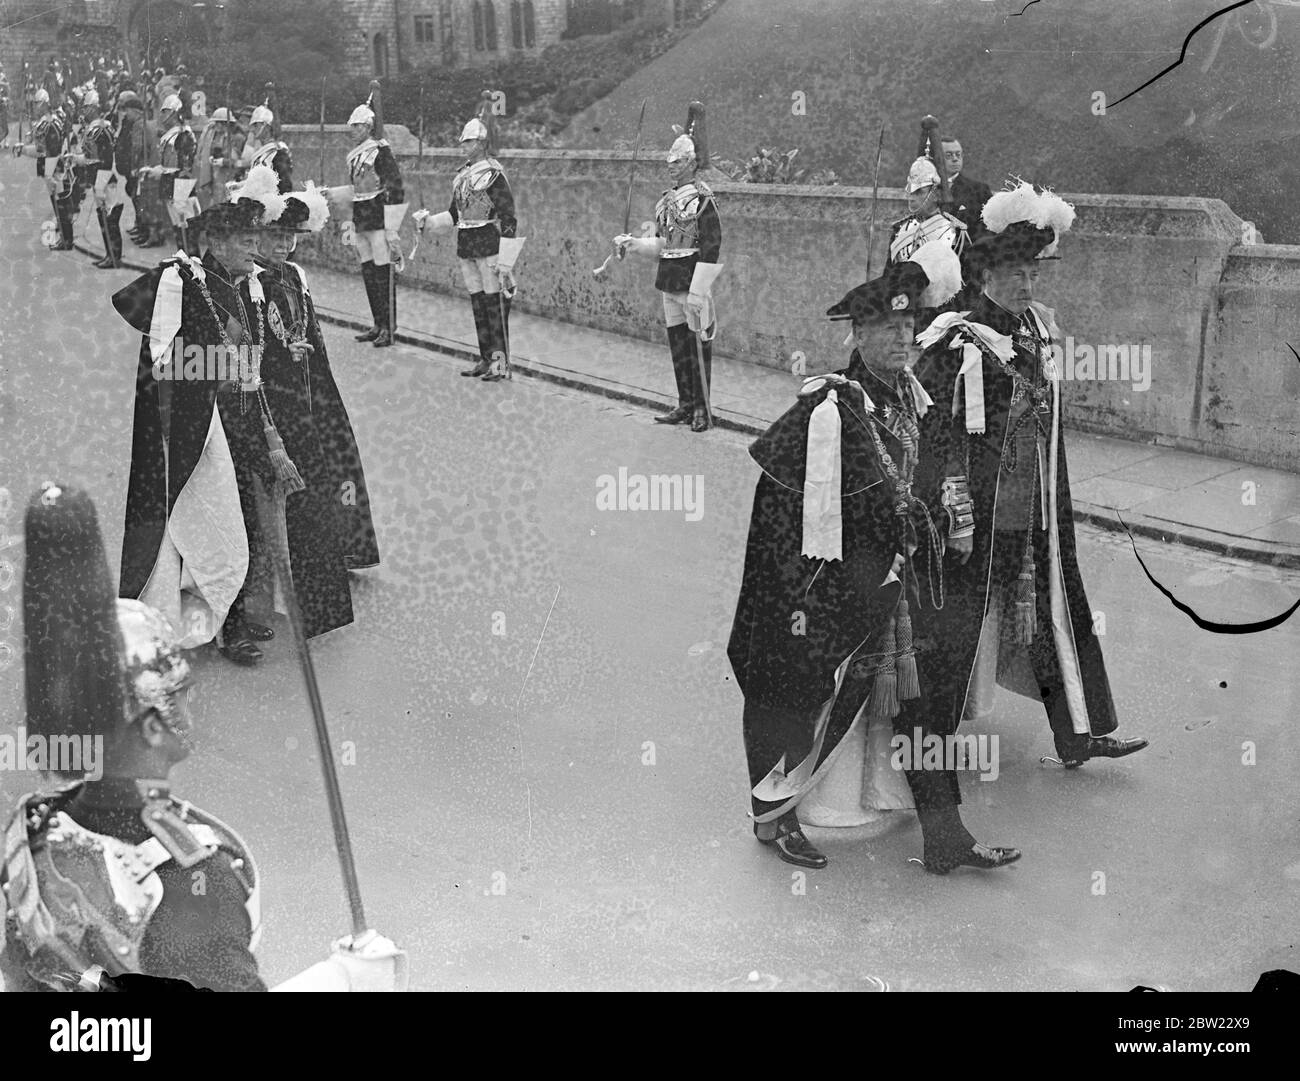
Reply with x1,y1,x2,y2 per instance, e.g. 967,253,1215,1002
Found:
864,121,885,278
253,493,368,936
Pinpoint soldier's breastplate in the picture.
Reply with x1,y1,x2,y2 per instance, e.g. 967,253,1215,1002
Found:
1,798,261,990
160,134,179,169
658,186,703,258
453,162,499,228
251,142,284,170
890,214,956,263
352,163,379,198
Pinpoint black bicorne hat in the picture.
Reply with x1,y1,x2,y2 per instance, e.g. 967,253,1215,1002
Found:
826,262,930,325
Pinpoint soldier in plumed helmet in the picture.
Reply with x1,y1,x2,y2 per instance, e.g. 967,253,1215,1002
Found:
246,89,292,193
2,482,406,992
328,86,406,349
887,118,971,326
614,102,723,432
413,96,523,382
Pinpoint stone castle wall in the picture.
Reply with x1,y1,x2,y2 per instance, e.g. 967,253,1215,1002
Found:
297,127,1300,471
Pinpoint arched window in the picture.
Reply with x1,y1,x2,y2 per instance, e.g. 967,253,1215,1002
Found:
373,32,388,75
473,1,485,51
511,1,523,49
524,0,536,46
485,1,498,51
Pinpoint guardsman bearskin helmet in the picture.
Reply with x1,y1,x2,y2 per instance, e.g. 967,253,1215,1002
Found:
970,179,1076,269
22,482,124,771
827,238,963,325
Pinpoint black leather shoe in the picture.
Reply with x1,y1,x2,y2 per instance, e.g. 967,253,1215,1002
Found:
354,326,380,342
218,636,263,666
760,829,828,870
690,411,711,432
51,239,75,251
372,330,393,347
923,842,1021,875
1060,735,1149,769
461,359,491,377
244,621,275,641
653,406,691,425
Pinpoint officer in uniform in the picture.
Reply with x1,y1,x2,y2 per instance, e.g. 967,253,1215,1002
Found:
247,101,292,192
614,102,723,432
22,89,73,249
887,159,970,326
337,93,406,348
155,92,197,250
2,484,406,993
413,109,523,381
195,105,241,210
76,90,121,268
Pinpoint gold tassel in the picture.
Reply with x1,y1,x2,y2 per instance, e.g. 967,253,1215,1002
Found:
1012,551,1037,645
865,619,899,722
895,598,920,700
263,419,306,494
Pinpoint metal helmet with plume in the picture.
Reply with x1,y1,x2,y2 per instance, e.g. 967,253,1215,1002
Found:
911,115,950,205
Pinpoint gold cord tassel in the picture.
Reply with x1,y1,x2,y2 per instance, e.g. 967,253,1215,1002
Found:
263,419,306,494
865,619,899,723
894,598,920,700
1012,551,1037,645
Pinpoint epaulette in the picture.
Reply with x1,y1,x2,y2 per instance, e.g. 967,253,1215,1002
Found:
942,211,968,231
140,795,217,870
694,178,714,199
374,137,390,149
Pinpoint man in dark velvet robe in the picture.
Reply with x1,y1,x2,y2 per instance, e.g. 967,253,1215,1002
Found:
729,242,1020,875
913,184,1148,768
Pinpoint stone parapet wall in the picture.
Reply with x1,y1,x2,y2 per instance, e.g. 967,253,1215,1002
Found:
285,128,1300,472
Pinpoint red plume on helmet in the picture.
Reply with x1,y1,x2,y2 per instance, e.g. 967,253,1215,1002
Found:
915,114,950,206
683,101,708,169
476,90,497,157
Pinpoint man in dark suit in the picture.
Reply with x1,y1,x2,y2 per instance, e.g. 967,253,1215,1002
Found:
941,138,993,238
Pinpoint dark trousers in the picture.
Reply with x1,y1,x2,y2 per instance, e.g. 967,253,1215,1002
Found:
104,203,124,262
989,528,1089,758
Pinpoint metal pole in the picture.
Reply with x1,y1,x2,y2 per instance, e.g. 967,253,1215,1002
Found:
253,493,368,936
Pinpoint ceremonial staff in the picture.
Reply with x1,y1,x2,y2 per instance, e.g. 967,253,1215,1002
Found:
408,80,425,261
254,497,369,936
318,74,326,182
265,81,280,140
593,96,647,279
864,121,885,278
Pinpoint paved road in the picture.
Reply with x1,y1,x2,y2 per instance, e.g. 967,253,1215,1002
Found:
1,158,1297,990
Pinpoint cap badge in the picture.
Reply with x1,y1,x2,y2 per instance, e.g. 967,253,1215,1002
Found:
891,294,909,310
